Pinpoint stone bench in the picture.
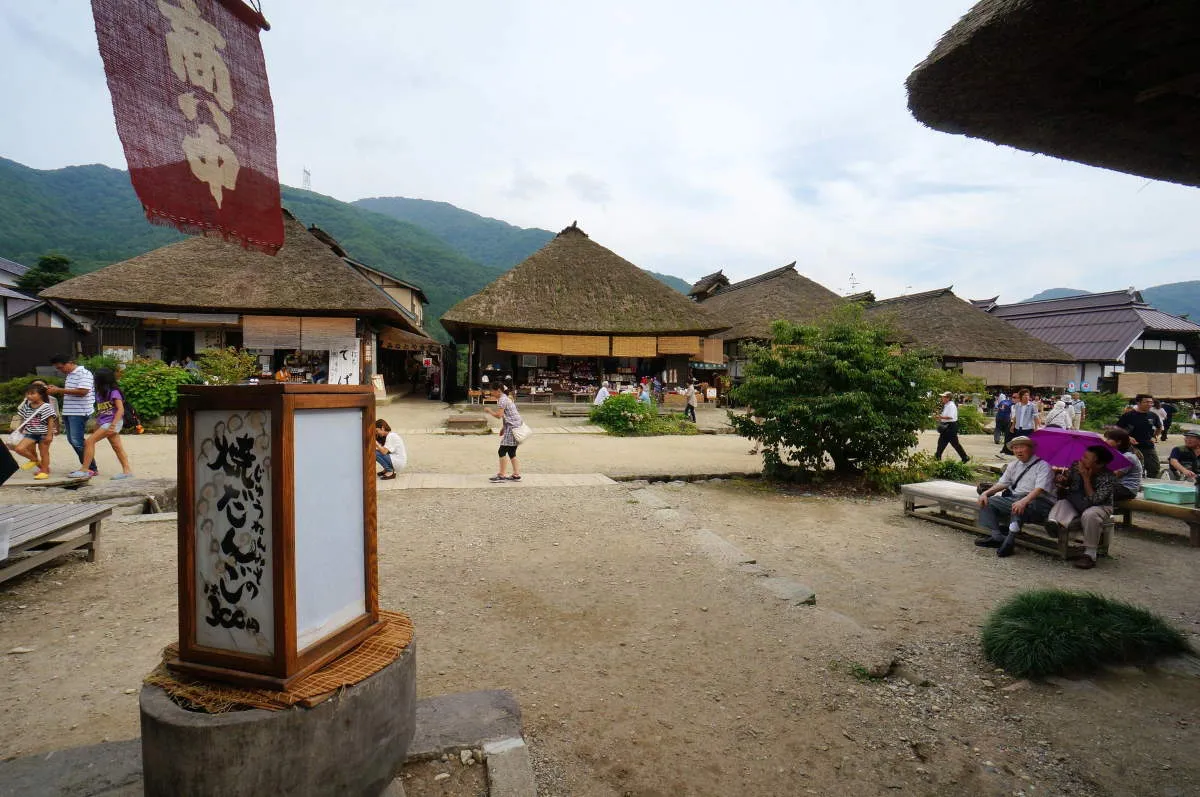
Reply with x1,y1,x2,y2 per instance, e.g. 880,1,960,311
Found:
901,480,1112,560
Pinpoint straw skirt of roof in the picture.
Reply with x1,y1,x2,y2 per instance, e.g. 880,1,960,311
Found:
612,337,658,357
497,332,563,355
657,336,701,355
701,338,725,364
963,361,1077,387
560,335,611,357
1117,372,1200,400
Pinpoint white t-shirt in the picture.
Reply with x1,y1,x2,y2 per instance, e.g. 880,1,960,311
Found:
593,387,610,405
381,431,407,471
941,401,958,422
63,365,95,416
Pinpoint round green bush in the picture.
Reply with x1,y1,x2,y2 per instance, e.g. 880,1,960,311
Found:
589,393,655,435
982,589,1190,678
118,359,195,419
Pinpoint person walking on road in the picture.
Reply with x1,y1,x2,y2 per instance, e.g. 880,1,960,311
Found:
684,380,698,423
68,367,134,480
485,383,523,482
47,354,97,475
1005,389,1039,455
993,392,1013,446
935,391,970,463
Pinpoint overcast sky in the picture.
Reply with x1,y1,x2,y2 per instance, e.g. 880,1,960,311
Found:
3,1,1198,302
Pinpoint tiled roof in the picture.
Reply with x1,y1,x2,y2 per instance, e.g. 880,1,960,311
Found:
987,289,1200,362
0,256,29,277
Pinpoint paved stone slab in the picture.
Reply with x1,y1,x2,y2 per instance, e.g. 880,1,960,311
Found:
759,577,817,605
692,529,756,567
408,689,524,760
385,473,617,490
114,512,178,525
483,738,537,797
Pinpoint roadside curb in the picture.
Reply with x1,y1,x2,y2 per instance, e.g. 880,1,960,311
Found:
608,471,762,483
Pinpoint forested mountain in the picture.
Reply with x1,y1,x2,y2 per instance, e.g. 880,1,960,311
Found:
355,195,694,294
1023,283,1200,320
0,157,693,343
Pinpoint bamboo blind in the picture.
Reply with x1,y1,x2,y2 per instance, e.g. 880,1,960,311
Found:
560,335,611,356
243,315,302,350
656,336,700,355
300,317,356,350
1121,372,1200,399
1009,363,1035,386
497,332,562,354
611,336,658,357
701,337,725,364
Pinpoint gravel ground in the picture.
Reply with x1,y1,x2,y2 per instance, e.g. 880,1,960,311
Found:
2,478,1198,796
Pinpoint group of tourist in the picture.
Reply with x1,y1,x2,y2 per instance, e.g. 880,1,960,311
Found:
592,377,700,421
975,429,1143,570
6,354,135,481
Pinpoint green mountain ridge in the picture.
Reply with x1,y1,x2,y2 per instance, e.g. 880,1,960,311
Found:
0,157,693,343
353,195,695,294
1023,284,1200,319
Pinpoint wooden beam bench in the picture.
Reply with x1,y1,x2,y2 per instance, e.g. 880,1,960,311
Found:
0,503,115,585
901,480,1110,560
1114,494,1200,547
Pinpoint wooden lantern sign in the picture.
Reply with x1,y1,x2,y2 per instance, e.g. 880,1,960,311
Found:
171,384,381,690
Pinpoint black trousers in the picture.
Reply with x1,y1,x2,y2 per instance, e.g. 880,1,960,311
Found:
936,421,969,462
684,404,696,422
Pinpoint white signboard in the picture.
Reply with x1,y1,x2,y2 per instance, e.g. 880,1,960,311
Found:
293,408,366,651
328,339,361,385
193,409,274,657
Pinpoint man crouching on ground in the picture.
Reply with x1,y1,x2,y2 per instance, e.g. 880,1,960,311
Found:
975,436,1055,558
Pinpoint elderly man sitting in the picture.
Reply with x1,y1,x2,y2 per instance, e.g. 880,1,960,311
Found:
1046,444,1118,570
975,436,1055,557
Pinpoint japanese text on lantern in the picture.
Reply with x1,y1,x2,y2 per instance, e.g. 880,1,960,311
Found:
158,0,240,207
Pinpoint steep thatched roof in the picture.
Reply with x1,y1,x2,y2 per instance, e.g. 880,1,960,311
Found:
41,210,424,333
866,287,1074,363
688,270,728,299
440,223,728,339
694,263,845,341
907,0,1200,187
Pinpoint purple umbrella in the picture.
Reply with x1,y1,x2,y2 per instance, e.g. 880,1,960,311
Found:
1028,427,1128,472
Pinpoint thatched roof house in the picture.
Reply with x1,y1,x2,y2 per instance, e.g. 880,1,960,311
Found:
906,1,1200,187
441,223,725,340
43,210,422,331
864,287,1078,386
690,264,844,342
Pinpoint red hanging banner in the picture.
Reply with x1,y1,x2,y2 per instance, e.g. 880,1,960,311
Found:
92,0,284,253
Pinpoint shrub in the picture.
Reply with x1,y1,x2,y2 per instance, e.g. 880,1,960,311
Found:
196,347,259,385
642,413,700,437
0,375,64,412
1080,392,1128,432
981,589,1190,678
78,354,121,374
118,358,195,419
956,404,986,435
589,393,655,435
864,451,974,492
729,306,941,475
930,458,975,481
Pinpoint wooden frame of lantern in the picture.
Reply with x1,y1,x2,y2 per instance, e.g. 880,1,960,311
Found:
170,384,381,690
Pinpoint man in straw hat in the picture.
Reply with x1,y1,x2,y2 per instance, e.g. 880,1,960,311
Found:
975,435,1055,557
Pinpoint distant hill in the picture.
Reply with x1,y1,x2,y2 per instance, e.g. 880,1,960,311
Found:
1021,283,1199,320
1023,288,1091,303
353,195,693,294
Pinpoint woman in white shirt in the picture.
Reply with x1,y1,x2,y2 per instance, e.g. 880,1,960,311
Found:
373,419,407,480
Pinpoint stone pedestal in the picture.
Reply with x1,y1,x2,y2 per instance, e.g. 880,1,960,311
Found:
140,642,416,797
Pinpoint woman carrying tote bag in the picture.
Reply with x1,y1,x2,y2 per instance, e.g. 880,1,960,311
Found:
485,383,529,482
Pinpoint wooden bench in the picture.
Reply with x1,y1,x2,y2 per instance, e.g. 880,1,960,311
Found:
901,480,1111,560
1115,488,1200,547
553,404,593,418
0,503,115,585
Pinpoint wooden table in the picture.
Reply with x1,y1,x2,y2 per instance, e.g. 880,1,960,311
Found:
0,503,114,585
901,480,1110,560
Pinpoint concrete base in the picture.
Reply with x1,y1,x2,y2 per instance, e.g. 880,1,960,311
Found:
140,642,416,797
0,687,535,797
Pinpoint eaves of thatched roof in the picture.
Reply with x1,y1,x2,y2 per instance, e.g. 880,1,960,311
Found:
688,270,728,299
906,0,1200,187
41,210,424,334
440,223,728,340
695,263,845,341
866,287,1075,363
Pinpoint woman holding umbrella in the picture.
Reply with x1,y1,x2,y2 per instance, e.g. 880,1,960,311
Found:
1044,444,1117,570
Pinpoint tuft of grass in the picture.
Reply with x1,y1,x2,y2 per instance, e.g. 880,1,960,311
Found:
981,589,1191,678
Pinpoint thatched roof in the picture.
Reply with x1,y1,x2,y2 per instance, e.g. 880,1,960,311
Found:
866,287,1074,363
440,223,728,339
688,270,728,299
907,1,1200,187
694,263,845,341
42,210,424,333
